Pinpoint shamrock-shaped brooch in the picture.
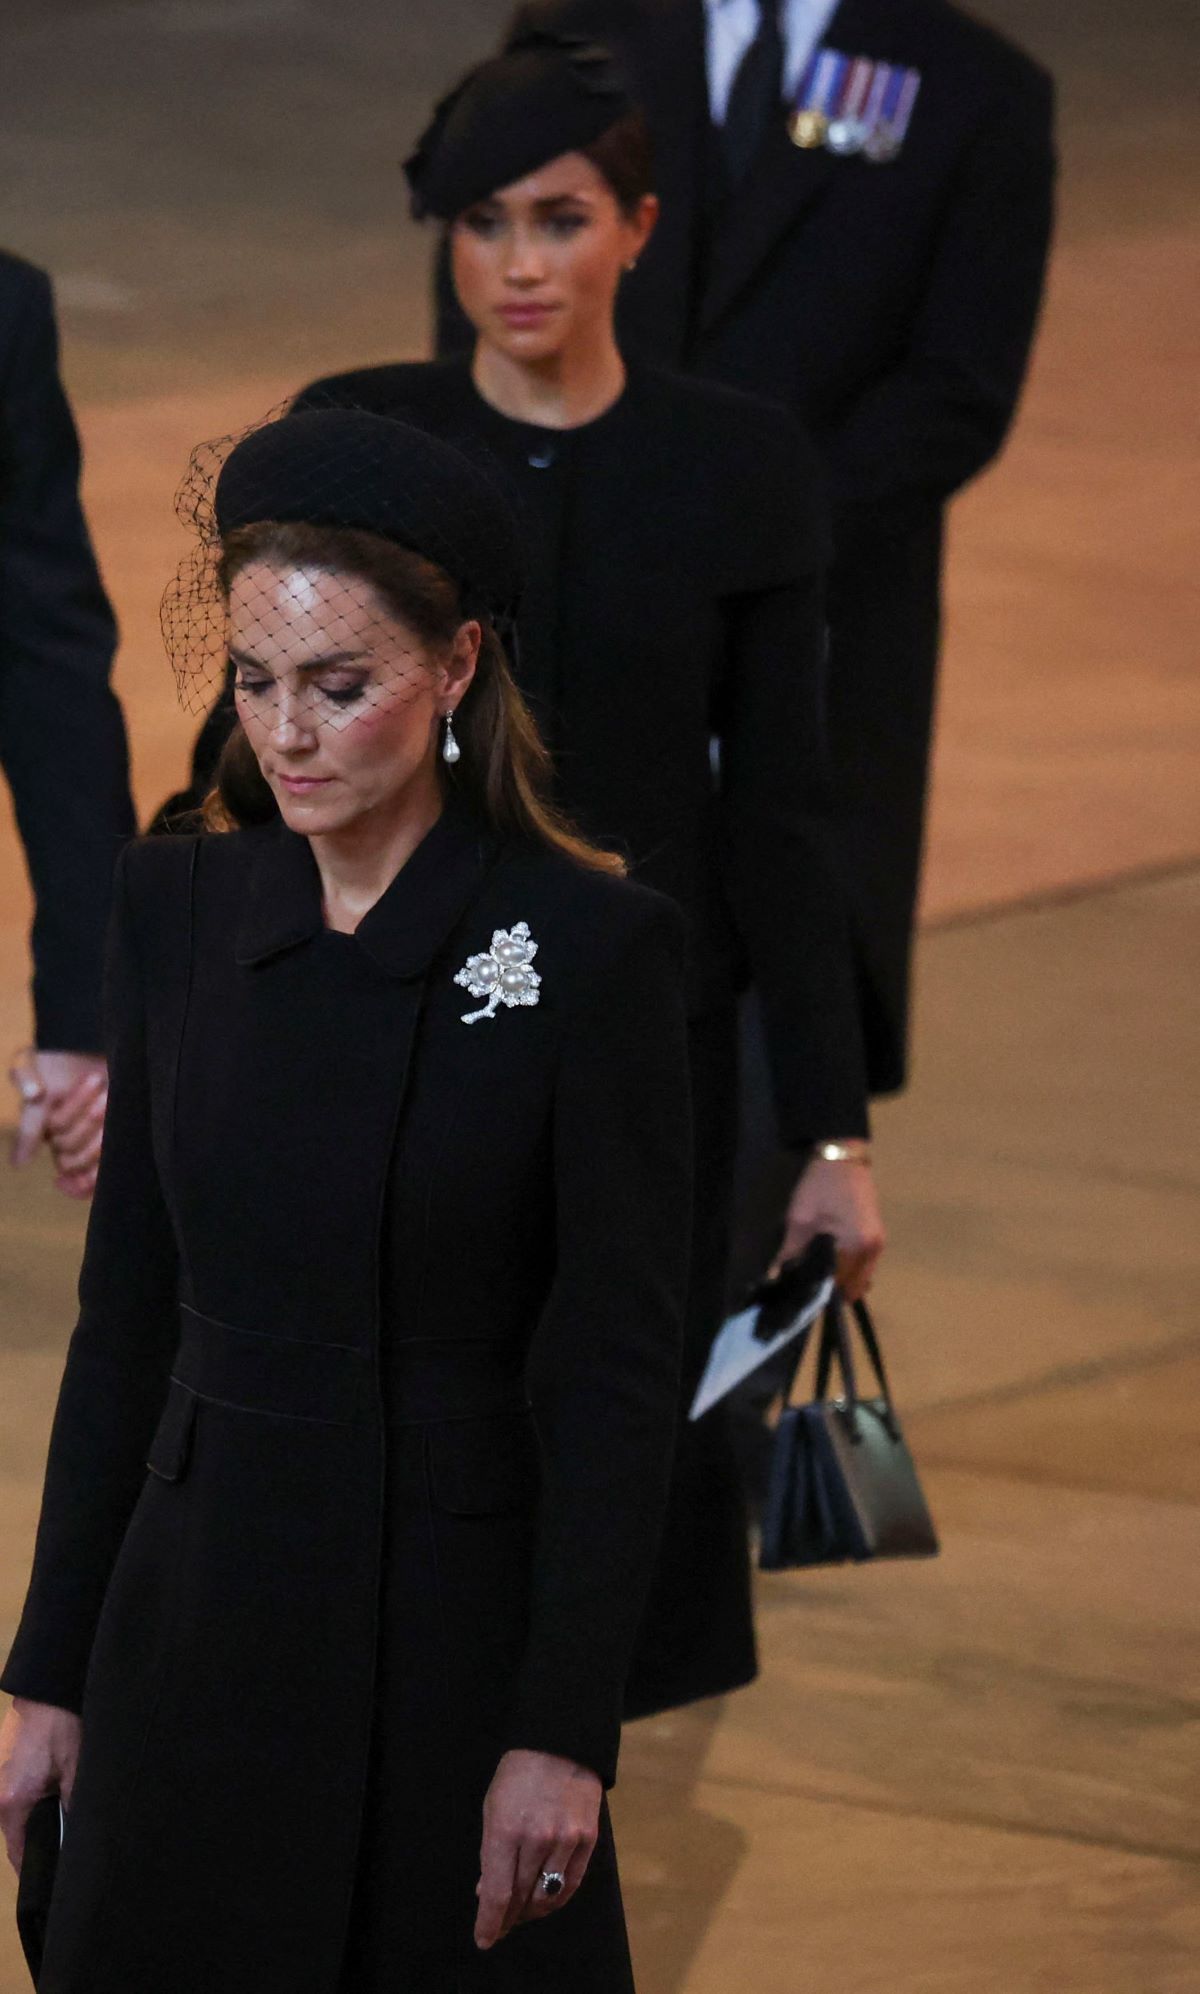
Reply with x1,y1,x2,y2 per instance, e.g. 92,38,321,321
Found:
454,922,541,1025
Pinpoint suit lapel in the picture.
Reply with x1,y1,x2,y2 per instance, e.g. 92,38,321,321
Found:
699,107,837,332
697,0,901,333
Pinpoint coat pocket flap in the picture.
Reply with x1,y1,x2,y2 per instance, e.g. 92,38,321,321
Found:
146,1379,199,1482
427,1412,539,1516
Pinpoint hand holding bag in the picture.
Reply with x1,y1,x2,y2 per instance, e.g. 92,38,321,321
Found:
759,1293,939,1571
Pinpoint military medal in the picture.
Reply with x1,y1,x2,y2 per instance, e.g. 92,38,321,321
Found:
857,60,894,152
788,47,924,165
787,47,845,150
863,65,921,163
826,57,874,155
788,107,828,149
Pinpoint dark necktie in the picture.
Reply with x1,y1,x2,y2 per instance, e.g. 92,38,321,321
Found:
721,0,786,182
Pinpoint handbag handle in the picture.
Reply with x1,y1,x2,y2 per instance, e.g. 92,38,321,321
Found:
814,1293,859,1404
807,1294,901,1441
849,1297,897,1417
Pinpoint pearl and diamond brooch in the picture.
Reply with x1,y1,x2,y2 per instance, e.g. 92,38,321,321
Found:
454,922,541,1025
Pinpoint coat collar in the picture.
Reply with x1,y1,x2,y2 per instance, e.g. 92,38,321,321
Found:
235,801,499,979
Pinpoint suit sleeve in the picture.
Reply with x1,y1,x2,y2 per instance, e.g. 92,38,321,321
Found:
827,65,1056,528
507,893,692,1787
0,264,135,1050
716,427,870,1143
1,847,181,1713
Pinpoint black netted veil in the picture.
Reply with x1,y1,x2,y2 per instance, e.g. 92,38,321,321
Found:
161,405,525,725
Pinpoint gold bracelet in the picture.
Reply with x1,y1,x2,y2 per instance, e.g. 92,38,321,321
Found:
814,1140,872,1165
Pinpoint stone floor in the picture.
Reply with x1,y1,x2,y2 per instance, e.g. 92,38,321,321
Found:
1,0,1198,1988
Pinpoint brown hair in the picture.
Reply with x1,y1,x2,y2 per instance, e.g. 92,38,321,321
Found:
580,109,655,216
206,519,624,875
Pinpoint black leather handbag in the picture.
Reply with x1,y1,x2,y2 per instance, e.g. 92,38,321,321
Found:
759,1293,939,1571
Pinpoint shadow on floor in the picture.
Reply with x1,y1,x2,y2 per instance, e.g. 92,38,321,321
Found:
617,1698,750,1994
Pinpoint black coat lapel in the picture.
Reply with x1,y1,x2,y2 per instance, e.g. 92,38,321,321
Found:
699,110,837,333
698,0,895,333
234,804,498,979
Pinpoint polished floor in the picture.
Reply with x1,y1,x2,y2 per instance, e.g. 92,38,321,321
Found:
1,1,1198,1988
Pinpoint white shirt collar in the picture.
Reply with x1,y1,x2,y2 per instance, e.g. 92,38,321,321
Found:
703,0,842,121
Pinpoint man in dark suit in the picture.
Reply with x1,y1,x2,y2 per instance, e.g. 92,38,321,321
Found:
439,0,1056,1094
0,250,135,1195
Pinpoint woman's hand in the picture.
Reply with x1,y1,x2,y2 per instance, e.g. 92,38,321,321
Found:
9,1050,108,1200
474,1748,601,1950
0,1698,81,1874
777,1147,886,1302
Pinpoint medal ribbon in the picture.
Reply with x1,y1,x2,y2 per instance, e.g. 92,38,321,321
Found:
861,60,892,132
816,50,849,118
839,57,873,124
889,68,922,145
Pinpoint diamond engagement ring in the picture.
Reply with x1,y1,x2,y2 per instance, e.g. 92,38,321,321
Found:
9,1055,45,1105
539,1870,565,1898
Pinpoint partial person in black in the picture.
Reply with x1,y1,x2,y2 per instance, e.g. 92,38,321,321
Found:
440,0,1057,1096
291,32,885,1719
0,251,135,1195
0,407,693,1993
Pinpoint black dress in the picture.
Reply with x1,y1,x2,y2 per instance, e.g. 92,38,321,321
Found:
1,808,692,1992
165,355,864,1716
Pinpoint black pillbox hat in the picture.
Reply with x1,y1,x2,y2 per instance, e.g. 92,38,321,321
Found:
215,408,524,623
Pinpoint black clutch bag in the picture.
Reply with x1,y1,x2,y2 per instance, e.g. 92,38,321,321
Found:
759,1292,939,1571
16,1793,63,1984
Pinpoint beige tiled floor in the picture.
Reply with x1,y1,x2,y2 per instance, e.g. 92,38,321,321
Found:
1,1,1199,1987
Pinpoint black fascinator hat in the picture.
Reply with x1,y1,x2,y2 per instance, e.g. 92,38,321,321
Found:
405,27,637,221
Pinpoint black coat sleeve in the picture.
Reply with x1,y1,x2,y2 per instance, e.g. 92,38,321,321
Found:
828,64,1056,528
1,845,181,1712
715,416,870,1143
0,261,135,1050
719,578,869,1142
507,890,692,1787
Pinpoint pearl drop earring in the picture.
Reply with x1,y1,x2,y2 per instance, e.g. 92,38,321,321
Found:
442,710,461,765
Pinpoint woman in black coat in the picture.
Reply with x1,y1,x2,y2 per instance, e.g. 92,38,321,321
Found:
0,408,693,1993
292,32,886,1716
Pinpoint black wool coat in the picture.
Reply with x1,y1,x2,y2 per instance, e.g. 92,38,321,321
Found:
0,251,135,1050
1,807,693,1994
441,0,1057,1087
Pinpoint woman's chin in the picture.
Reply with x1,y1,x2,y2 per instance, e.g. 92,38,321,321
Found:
272,784,347,834
491,320,568,364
